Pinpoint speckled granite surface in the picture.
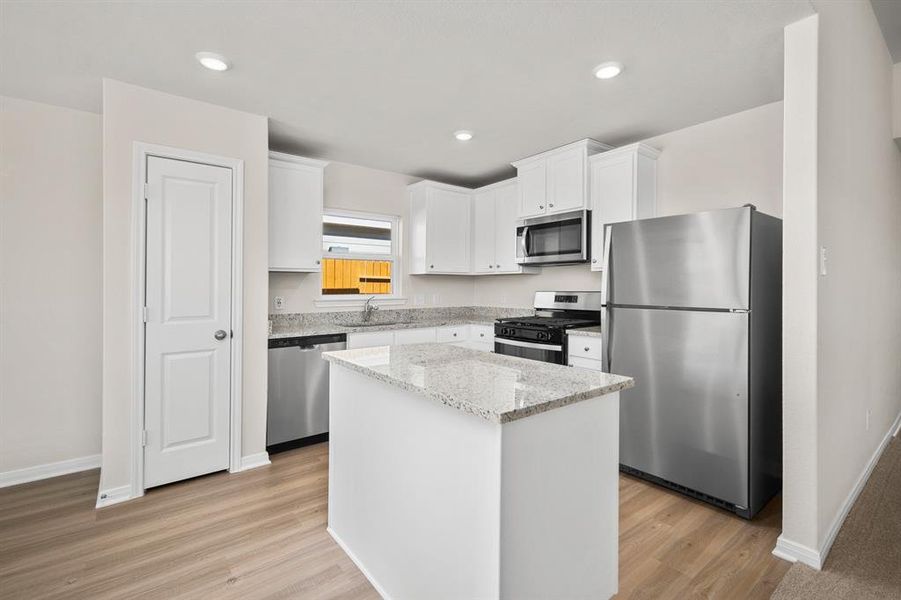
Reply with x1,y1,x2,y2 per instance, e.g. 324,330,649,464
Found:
323,343,633,423
567,326,603,338
269,306,532,339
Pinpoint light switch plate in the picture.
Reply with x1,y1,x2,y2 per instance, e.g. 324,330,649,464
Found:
274,296,285,310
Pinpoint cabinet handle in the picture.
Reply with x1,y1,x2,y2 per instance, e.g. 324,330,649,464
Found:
480,333,485,337
315,260,320,265
592,258,598,264
538,205,544,210
430,264,434,269
453,333,457,337
489,265,493,269
549,203,554,208
584,347,590,352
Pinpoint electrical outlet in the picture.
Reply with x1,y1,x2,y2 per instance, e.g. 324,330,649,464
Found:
819,247,828,276
274,296,285,311
866,409,871,431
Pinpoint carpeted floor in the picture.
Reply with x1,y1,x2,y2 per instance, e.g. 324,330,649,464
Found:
772,434,901,599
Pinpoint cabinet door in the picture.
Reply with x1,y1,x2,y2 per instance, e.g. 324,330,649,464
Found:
517,161,547,218
346,331,395,349
269,161,323,271
590,153,634,271
427,189,471,273
546,147,586,213
472,191,496,273
493,182,520,273
394,327,437,345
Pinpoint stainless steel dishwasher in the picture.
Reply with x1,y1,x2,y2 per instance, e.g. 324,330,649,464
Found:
267,333,346,451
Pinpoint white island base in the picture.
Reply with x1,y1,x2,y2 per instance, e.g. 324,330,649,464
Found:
327,364,620,600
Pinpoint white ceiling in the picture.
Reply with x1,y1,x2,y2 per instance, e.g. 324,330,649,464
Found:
0,1,813,186
872,0,901,62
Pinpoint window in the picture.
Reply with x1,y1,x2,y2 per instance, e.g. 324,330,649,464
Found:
320,210,400,298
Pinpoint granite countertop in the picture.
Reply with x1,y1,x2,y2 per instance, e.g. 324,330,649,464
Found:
567,326,602,338
323,343,633,424
269,317,497,339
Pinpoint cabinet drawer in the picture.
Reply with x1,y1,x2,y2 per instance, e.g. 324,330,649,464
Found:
437,325,469,343
568,335,602,360
347,331,395,349
394,328,437,345
569,355,604,372
469,324,494,344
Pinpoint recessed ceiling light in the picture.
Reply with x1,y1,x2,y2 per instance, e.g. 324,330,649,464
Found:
196,52,230,72
593,61,623,80
454,130,474,141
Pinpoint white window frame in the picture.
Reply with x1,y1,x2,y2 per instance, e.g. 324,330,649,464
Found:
314,208,406,307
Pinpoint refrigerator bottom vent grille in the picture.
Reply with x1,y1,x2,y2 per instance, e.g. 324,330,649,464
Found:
619,464,748,518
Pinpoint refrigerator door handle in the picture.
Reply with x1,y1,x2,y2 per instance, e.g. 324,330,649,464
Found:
602,307,613,372
600,224,613,304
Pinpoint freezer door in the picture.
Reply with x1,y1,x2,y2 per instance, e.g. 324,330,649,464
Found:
610,307,749,508
607,207,751,310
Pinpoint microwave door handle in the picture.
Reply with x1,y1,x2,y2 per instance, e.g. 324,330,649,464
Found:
520,226,531,257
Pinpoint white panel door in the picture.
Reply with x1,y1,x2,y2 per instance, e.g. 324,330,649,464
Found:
426,188,471,273
493,182,520,273
472,191,496,273
589,153,634,271
517,161,547,218
144,156,233,489
546,148,585,213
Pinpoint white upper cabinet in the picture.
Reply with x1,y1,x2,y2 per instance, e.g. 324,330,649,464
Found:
512,139,611,219
471,178,535,274
268,151,329,272
408,182,472,274
589,143,660,271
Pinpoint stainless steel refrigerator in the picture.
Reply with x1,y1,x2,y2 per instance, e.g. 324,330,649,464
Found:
601,205,781,519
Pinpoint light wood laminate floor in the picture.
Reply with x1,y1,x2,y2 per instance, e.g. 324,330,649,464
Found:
0,443,789,599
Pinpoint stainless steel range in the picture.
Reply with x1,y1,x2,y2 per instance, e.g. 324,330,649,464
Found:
494,291,602,364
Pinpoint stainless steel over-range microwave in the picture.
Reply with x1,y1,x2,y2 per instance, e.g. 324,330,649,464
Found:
515,209,590,265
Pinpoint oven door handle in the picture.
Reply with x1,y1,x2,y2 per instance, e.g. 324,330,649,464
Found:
495,338,563,352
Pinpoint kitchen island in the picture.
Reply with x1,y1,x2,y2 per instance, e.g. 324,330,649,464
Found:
323,343,633,600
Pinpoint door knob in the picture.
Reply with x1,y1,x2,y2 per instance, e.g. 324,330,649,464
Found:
214,330,228,341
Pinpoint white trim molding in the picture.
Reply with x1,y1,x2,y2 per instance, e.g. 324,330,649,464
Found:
237,452,271,472
0,454,101,489
773,409,901,570
96,485,133,509
128,142,245,502
773,535,822,570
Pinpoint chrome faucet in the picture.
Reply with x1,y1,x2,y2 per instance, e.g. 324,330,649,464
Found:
362,296,379,322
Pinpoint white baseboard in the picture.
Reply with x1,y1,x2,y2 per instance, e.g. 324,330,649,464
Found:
95,484,134,508
235,452,271,472
773,534,822,570
774,409,901,571
818,409,901,561
328,526,393,600
0,454,101,488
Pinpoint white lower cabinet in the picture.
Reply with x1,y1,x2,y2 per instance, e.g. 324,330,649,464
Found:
567,335,604,371
347,324,493,352
346,331,395,349
394,328,437,345
436,325,469,344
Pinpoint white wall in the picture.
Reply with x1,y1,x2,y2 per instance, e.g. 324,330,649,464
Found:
779,1,901,568
100,80,269,495
269,161,475,313
473,101,785,307
780,13,821,556
0,97,102,476
813,0,901,552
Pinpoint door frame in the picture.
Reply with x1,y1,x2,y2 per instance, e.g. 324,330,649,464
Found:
130,142,244,499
